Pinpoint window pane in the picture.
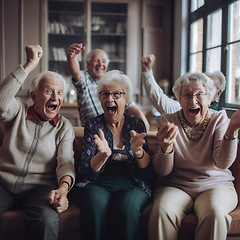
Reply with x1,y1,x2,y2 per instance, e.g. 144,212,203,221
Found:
229,1,240,42
207,9,222,48
189,52,203,72
226,42,240,104
190,18,203,53
206,47,221,72
191,0,205,12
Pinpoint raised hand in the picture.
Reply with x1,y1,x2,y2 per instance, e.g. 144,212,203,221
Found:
130,130,146,155
141,54,155,72
156,122,179,154
23,45,43,73
67,43,85,58
226,108,240,139
94,129,112,158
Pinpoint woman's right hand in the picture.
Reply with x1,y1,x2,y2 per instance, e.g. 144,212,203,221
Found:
94,129,112,158
156,122,179,154
90,129,112,172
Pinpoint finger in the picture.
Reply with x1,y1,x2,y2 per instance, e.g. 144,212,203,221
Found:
137,132,147,139
98,129,105,140
149,54,155,62
169,126,179,139
130,130,137,137
49,191,55,204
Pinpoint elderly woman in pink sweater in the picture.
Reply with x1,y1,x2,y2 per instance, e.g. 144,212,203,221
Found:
148,72,240,240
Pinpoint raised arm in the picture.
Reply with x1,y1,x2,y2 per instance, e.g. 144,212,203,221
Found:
67,43,85,81
141,54,181,114
23,45,43,73
0,45,43,120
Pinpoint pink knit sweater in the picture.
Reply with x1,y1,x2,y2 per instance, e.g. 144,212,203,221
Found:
154,110,238,194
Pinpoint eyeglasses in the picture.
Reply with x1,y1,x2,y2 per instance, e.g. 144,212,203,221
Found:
181,92,207,101
99,91,125,99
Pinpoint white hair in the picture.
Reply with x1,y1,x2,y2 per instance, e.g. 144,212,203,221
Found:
97,70,132,104
173,72,216,102
31,71,66,93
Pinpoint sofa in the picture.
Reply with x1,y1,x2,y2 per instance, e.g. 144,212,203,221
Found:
0,126,240,240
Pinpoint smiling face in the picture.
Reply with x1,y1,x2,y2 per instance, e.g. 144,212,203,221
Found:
31,76,64,121
180,80,211,127
87,50,108,80
100,82,127,125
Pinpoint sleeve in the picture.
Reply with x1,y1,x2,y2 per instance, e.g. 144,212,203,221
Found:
0,65,28,121
56,120,76,189
213,111,239,169
125,100,135,110
71,70,85,87
75,118,104,184
142,70,181,114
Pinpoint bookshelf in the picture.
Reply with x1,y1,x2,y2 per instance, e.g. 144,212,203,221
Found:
48,0,128,103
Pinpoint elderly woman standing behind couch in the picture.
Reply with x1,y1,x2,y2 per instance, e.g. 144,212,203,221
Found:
148,72,240,240
74,70,155,240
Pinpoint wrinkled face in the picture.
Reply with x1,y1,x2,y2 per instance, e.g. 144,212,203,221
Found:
180,81,211,127
99,82,127,124
87,51,108,80
31,76,64,121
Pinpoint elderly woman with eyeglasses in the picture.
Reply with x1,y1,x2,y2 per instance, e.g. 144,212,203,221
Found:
148,72,240,240
73,70,155,240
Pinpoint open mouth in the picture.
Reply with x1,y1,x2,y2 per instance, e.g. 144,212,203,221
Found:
107,106,117,114
47,104,57,112
189,108,200,115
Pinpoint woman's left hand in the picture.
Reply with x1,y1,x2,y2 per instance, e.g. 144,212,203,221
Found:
130,130,146,155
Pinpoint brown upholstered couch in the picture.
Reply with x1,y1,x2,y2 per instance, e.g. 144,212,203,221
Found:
1,126,240,240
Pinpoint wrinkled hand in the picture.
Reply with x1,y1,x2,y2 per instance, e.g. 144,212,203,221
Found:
49,189,69,214
67,43,85,58
141,54,155,72
23,45,43,73
156,122,179,153
130,130,146,155
226,108,240,137
94,129,112,158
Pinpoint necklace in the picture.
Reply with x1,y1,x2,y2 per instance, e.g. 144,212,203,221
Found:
178,109,210,141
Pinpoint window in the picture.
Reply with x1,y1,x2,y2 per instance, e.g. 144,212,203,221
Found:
188,0,240,108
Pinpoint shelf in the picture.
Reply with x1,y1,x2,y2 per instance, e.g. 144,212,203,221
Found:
92,12,126,17
91,33,126,37
48,0,128,102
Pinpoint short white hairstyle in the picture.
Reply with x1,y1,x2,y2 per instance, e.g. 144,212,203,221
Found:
86,49,110,68
97,70,132,104
31,71,66,93
205,70,226,91
172,72,216,102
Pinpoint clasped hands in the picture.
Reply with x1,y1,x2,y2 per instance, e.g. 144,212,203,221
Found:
49,188,69,214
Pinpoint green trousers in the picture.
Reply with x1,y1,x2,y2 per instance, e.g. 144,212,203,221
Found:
74,161,150,240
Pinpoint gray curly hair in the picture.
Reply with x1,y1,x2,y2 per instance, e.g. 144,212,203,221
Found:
172,72,216,102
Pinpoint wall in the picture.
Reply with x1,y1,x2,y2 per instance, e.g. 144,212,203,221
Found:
0,0,183,125
0,0,47,100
